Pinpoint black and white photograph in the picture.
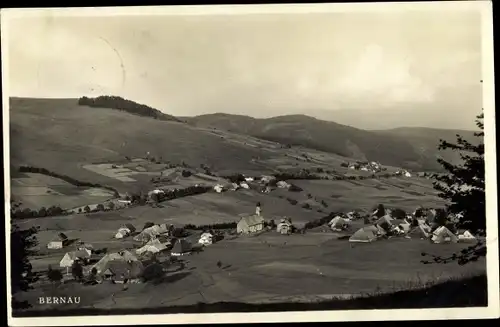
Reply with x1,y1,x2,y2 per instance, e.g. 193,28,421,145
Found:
2,1,499,325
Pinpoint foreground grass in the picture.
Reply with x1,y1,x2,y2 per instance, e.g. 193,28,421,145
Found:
13,274,487,317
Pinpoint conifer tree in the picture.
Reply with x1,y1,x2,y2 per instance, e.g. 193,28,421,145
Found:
422,112,486,265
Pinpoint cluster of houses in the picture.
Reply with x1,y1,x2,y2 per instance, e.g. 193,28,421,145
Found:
344,161,384,173
395,169,413,178
213,175,292,195
347,208,477,244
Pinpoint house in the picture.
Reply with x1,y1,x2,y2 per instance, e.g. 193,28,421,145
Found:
91,250,139,275
115,224,135,239
458,230,477,243
404,171,412,177
214,184,225,193
349,227,378,243
260,175,275,184
239,182,250,189
136,238,168,255
407,224,431,239
277,220,292,235
101,260,144,284
431,226,459,244
329,216,349,231
198,232,213,245
245,177,254,182
237,215,265,234
133,225,167,243
277,181,291,189
230,183,240,191
76,243,94,253
59,249,92,274
47,233,69,249
171,239,192,256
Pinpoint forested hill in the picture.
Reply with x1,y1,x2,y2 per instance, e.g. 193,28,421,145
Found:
78,96,181,122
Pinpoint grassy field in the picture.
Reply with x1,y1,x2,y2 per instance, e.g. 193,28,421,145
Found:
14,229,486,311
11,172,115,210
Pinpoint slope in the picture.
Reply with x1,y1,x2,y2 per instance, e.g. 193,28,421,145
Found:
9,98,272,190
187,113,475,172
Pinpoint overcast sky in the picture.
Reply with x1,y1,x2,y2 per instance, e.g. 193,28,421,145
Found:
5,5,484,129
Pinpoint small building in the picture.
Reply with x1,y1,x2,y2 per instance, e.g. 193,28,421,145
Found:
214,184,225,193
115,224,135,239
102,260,144,284
237,215,265,234
198,232,213,245
59,249,92,274
47,233,69,249
277,220,292,235
171,239,192,256
136,238,168,255
277,181,291,189
239,182,250,189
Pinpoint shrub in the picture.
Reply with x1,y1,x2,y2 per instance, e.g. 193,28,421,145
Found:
181,170,192,178
96,204,105,212
302,203,312,210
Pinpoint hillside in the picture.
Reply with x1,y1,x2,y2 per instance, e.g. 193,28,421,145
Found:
186,113,480,172
9,98,273,190
78,96,181,122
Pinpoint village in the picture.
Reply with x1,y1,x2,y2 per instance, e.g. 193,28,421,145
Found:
38,170,479,289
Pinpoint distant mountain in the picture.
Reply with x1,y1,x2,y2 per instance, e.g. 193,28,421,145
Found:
187,113,480,172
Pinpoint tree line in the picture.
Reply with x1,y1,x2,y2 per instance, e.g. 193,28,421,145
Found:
78,96,180,122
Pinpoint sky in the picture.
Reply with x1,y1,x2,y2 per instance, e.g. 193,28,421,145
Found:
5,5,484,129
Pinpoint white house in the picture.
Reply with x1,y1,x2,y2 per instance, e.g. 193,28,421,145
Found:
198,232,213,246
237,215,265,234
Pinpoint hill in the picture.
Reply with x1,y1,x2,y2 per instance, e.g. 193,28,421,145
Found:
186,113,479,172
9,98,273,192
77,96,181,122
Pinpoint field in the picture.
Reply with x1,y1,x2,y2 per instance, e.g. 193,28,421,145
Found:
15,230,485,311
11,172,115,210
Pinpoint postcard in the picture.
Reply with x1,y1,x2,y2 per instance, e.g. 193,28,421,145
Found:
2,1,498,326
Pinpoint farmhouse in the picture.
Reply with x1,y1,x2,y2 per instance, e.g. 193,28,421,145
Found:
237,215,265,234
59,249,92,274
431,226,459,244
329,216,350,232
47,233,69,249
214,184,225,193
277,219,292,235
115,224,136,239
458,230,477,243
136,238,168,255
101,260,144,284
171,239,192,256
277,181,291,189
198,232,213,245
91,250,139,274
349,227,377,243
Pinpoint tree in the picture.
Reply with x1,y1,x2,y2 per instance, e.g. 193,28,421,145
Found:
423,112,485,265
11,225,39,309
96,203,105,212
47,266,63,284
107,202,115,210
71,261,84,281
38,206,47,217
83,205,91,213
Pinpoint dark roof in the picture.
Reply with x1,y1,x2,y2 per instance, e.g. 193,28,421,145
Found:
124,223,136,232
103,260,144,280
58,233,68,240
171,239,192,253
